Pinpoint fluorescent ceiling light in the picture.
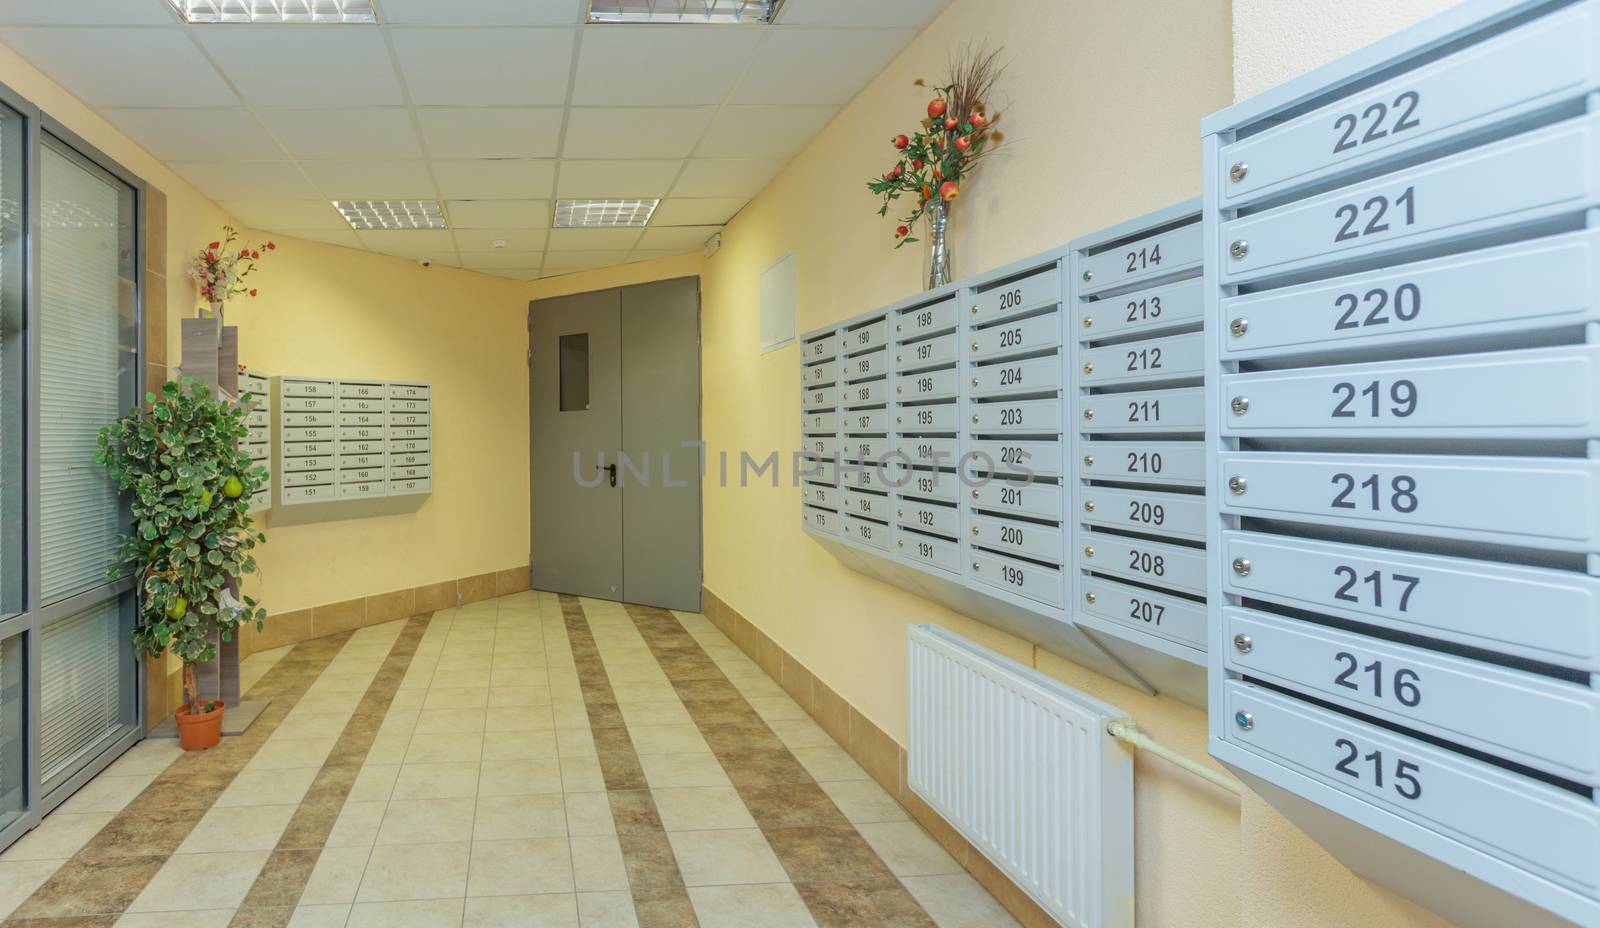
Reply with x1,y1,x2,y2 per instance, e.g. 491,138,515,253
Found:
167,0,377,23
334,200,447,231
587,0,784,24
554,198,659,228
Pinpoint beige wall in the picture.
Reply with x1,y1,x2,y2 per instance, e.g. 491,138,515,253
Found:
0,41,533,620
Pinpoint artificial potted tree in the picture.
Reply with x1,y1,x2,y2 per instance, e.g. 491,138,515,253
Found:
97,378,268,750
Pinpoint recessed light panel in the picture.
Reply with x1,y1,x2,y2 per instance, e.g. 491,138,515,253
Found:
586,0,783,24
334,200,447,231
168,0,377,24
554,198,660,228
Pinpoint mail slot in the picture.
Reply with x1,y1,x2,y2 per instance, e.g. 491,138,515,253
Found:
897,499,958,538
843,347,888,382
842,514,892,551
800,457,837,486
1221,345,1600,439
1079,575,1207,653
970,267,1060,324
1079,486,1206,541
969,549,1063,608
1220,113,1600,283
388,439,427,454
894,403,956,433
898,528,960,573
1079,277,1204,341
283,469,333,488
340,397,384,414
804,359,838,387
1078,222,1203,295
281,455,331,473
284,426,333,443
342,453,386,470
337,411,382,427
390,398,429,413
282,440,332,458
804,332,838,362
282,484,334,503
390,478,431,495
900,466,958,503
971,397,1061,435
843,408,888,434
1080,440,1205,487
387,383,429,400
805,484,838,510
896,332,957,372
280,395,333,413
1218,451,1600,549
896,298,957,338
971,310,1060,362
1221,530,1600,670
340,467,383,484
896,366,959,402
1079,330,1204,388
843,318,888,354
842,437,886,463
1219,4,1600,205
281,379,334,397
1079,386,1204,434
804,410,838,434
971,354,1062,398
389,425,426,441
842,379,888,409
895,436,958,468
843,489,888,520
802,385,836,411
285,411,335,427
1224,606,1600,784
839,460,893,492
1224,682,1600,896
388,411,429,427
807,436,837,458
339,426,383,443
804,505,838,535
971,514,1063,564
246,410,268,428
339,381,384,399
969,475,1062,520
1220,229,1599,361
1080,533,1206,595
965,439,1062,477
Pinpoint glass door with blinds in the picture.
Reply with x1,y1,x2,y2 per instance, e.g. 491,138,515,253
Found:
0,82,144,850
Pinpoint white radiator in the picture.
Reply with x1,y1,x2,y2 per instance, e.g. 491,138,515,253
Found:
907,624,1134,928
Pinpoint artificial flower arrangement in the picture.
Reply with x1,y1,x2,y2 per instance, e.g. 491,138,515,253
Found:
867,46,1004,247
189,226,275,311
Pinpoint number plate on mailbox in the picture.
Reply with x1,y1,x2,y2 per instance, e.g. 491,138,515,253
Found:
896,332,957,372
842,380,888,409
1081,440,1205,487
1079,331,1204,388
1081,534,1207,595
970,549,1063,608
842,515,891,551
1081,277,1204,340
899,529,960,573
970,476,1062,520
1080,576,1207,652
897,298,957,338
898,499,958,538
844,319,888,353
1080,385,1204,434
1078,222,1203,295
971,514,1063,564
895,403,956,433
1080,486,1206,541
896,367,958,403
971,310,1059,362
971,397,1060,434
965,439,1062,477
971,355,1062,398
971,268,1060,323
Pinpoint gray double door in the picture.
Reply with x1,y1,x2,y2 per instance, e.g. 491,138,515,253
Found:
529,277,702,612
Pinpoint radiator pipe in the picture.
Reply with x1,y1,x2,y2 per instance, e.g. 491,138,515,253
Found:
1105,718,1242,797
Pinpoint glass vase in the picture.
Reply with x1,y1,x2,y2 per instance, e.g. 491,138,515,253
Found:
922,198,953,290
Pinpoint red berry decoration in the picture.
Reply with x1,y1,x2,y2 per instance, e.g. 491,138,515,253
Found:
955,136,971,152
927,98,947,119
944,117,958,131
939,181,960,201
911,159,924,170
896,225,910,238
893,134,909,150
970,112,988,128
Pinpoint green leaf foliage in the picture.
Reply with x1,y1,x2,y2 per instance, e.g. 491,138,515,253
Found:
95,378,269,668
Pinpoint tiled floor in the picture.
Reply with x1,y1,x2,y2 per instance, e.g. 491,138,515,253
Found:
0,593,1018,928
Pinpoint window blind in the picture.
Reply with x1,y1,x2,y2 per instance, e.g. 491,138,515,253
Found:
37,138,133,605
0,103,22,619
38,596,130,789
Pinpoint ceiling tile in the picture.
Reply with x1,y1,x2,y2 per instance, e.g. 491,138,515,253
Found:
445,199,551,228
541,251,633,271
0,1,179,24
573,26,763,106
168,161,319,200
416,108,563,159
776,0,952,28
356,229,457,259
391,28,574,106
671,159,784,198
257,108,420,160
562,107,712,159
378,0,582,25
554,159,682,198
195,27,403,107
545,228,642,251
300,161,436,198
695,105,837,158
627,249,695,262
453,228,549,252
220,200,346,231
0,27,234,106
650,197,744,226
276,228,365,249
636,224,722,251
99,107,280,161
432,160,555,199
733,28,914,104
458,251,545,269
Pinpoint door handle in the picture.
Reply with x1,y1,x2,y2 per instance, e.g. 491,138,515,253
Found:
599,463,617,487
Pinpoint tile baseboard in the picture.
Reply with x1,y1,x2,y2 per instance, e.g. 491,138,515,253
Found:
700,586,1060,928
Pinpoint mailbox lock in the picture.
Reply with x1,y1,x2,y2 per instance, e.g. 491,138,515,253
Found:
1229,161,1249,182
1228,475,1248,495
972,561,980,570
1230,396,1250,415
1229,317,1249,337
1083,455,1095,467
895,354,902,363
896,386,903,395
1083,500,1095,513
1083,546,1095,559
895,324,901,333
972,414,979,424
1229,240,1249,260
1082,316,1093,329
971,490,979,500
971,377,979,387
970,305,978,315
1233,634,1253,654
1234,710,1254,731
897,509,904,518
1232,557,1252,577
897,540,904,548
1082,362,1094,375
971,341,979,351
1083,409,1095,421
1082,269,1093,283
896,416,902,425
971,527,979,536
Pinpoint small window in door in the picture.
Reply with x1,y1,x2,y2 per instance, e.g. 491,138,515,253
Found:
559,333,590,411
